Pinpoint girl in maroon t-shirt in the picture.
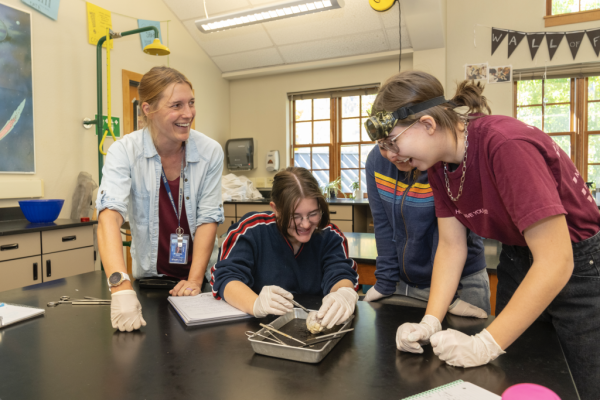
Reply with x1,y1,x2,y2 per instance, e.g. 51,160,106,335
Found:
366,70,600,399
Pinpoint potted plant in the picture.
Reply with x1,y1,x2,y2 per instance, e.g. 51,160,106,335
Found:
351,181,360,200
322,177,344,200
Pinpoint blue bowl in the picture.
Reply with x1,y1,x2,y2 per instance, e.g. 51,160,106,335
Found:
18,199,64,223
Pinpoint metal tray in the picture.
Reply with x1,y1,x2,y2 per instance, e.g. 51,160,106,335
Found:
248,308,354,363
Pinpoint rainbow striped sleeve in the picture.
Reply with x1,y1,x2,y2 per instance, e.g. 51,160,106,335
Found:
374,172,434,207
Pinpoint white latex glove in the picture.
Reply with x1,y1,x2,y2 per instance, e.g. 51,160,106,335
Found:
363,287,390,302
317,287,359,329
448,299,488,318
430,328,506,368
396,314,441,353
111,290,147,332
252,285,294,318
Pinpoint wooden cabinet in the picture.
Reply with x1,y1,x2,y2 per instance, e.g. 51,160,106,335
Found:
0,256,42,292
0,225,95,292
222,202,372,234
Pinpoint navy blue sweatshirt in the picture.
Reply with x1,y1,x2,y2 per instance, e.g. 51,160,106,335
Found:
366,147,486,295
210,211,359,300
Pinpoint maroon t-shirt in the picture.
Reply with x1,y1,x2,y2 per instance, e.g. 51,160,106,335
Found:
429,115,600,246
157,177,194,280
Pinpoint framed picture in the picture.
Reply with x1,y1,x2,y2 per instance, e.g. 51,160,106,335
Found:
489,65,512,83
0,2,35,174
465,63,488,81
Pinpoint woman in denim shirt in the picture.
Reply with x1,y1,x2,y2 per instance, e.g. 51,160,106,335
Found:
96,67,224,332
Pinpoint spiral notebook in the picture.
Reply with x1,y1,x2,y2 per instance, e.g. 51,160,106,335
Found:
402,380,501,399
168,293,252,326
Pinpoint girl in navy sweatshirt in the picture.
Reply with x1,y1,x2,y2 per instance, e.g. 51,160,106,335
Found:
211,167,359,328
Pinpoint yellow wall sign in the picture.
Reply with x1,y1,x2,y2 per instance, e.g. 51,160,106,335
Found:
86,2,112,48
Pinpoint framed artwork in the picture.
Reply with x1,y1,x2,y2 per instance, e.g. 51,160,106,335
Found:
465,63,488,81
0,2,35,173
489,65,512,83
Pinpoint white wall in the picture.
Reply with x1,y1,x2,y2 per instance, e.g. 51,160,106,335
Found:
447,0,600,117
0,0,230,216
228,56,412,182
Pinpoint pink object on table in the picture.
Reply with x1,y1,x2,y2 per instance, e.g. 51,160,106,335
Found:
502,383,561,399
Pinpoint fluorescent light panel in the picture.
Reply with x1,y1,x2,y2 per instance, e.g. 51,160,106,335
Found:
196,0,344,33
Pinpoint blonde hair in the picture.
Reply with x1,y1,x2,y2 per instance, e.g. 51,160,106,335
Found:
138,66,193,144
373,71,492,145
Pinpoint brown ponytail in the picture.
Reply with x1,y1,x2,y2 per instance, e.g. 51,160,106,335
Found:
452,80,492,115
372,71,492,145
270,167,330,238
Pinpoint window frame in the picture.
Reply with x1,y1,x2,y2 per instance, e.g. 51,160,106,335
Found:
337,96,377,197
291,99,334,187
513,77,576,161
291,95,377,198
514,75,600,182
545,0,600,27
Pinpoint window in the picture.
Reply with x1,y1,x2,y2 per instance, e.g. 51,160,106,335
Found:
514,73,600,185
545,0,600,27
339,96,376,194
293,98,332,188
516,78,574,157
586,76,600,183
291,91,377,196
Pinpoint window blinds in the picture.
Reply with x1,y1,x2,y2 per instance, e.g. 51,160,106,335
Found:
287,84,380,100
514,62,600,80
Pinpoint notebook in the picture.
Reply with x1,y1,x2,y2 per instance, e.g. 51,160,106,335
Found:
402,380,501,399
168,293,252,326
0,302,45,328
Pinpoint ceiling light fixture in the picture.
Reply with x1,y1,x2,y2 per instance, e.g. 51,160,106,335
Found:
195,0,344,33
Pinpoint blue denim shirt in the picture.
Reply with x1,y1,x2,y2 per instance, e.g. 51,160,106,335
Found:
96,128,224,278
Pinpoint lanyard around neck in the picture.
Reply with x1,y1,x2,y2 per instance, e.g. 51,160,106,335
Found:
160,144,185,235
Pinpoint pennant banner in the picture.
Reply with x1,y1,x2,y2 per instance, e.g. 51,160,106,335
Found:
566,31,586,60
491,28,507,55
526,33,545,60
588,29,600,57
507,31,525,58
493,28,600,60
546,32,564,60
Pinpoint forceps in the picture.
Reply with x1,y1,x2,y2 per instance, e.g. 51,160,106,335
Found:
60,296,109,302
245,331,287,346
47,296,111,307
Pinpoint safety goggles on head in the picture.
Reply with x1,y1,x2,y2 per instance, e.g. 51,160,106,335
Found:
364,96,456,141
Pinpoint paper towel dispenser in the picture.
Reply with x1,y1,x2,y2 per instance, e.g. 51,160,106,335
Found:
226,138,255,171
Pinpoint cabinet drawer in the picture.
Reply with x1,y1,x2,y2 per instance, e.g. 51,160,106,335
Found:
223,204,236,218
0,232,40,261
236,204,272,218
42,226,94,254
42,247,95,282
0,255,42,292
217,217,237,239
330,220,353,232
329,205,353,220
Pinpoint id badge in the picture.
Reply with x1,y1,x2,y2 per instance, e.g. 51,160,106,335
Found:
169,233,190,264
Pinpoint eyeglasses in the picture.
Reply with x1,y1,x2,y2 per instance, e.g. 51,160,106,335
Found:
293,210,323,226
377,120,419,154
